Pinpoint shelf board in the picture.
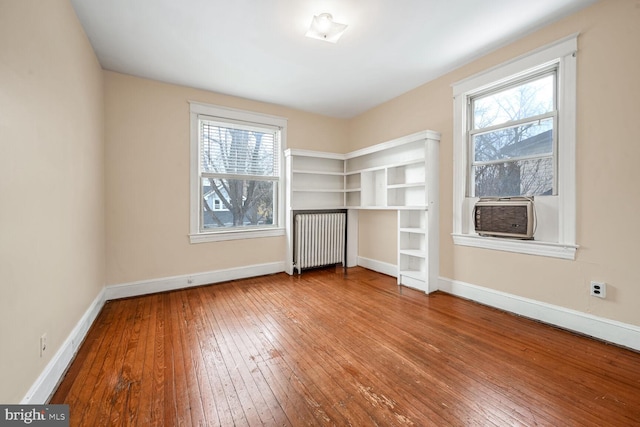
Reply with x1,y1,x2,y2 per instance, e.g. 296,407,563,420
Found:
345,188,361,192
388,158,425,168
399,249,426,258
292,169,344,176
351,205,428,210
292,188,345,193
345,158,426,175
290,205,346,210
356,205,397,210
396,206,429,211
285,148,346,160
344,130,439,158
399,227,425,234
399,269,425,281
387,182,425,189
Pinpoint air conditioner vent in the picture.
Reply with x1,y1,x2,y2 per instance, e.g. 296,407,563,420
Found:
474,198,534,239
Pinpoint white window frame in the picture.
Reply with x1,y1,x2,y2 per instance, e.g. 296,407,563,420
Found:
452,34,578,259
189,102,287,243
468,68,557,198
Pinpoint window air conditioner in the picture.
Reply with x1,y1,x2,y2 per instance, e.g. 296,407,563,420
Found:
474,198,534,239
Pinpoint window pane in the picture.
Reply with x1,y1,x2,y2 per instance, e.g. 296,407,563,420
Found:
202,178,275,229
473,157,553,197
200,122,278,177
473,74,554,130
473,119,553,162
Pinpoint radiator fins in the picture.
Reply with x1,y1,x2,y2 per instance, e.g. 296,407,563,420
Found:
294,213,346,274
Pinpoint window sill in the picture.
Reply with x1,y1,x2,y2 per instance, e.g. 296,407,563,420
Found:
190,227,285,244
452,233,577,260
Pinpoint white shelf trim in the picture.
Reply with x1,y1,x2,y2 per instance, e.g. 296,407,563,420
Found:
400,227,426,234
345,130,441,159
399,249,426,258
292,188,345,193
292,169,344,176
399,269,426,280
387,182,425,189
393,205,428,210
356,205,428,210
284,148,346,160
345,158,428,175
290,205,347,210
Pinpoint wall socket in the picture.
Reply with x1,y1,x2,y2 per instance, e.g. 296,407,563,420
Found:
40,333,47,357
590,281,607,299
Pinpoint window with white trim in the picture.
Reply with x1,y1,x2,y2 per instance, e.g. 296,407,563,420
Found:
469,69,556,198
452,35,578,259
190,102,287,243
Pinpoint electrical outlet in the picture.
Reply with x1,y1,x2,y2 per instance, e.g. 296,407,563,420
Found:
590,281,606,299
40,333,47,357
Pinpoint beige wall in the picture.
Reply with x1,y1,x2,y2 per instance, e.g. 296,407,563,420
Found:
349,0,640,326
0,0,105,403
357,210,398,263
104,72,348,285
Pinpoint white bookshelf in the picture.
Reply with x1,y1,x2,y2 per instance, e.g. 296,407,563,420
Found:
284,130,440,293
285,150,346,210
398,210,431,291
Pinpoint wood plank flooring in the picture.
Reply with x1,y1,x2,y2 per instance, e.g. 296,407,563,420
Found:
51,267,640,426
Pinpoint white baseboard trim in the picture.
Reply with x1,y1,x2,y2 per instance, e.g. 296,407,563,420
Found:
22,261,285,404
357,257,397,278
22,288,106,404
105,261,286,301
438,277,640,352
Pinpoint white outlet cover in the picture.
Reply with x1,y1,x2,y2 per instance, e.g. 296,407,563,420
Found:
590,281,606,298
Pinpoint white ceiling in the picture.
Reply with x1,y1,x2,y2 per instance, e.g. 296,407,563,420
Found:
70,0,596,118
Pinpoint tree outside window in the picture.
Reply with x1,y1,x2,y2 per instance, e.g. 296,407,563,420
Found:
469,71,556,198
199,120,280,230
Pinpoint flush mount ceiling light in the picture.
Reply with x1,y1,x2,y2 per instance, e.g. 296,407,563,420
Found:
305,13,348,43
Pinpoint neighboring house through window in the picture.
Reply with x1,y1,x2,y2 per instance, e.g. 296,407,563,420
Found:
452,35,578,259
189,102,287,243
469,71,556,198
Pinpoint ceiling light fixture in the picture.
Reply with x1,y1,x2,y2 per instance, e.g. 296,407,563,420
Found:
305,13,348,43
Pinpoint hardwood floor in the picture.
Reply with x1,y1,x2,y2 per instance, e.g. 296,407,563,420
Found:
51,267,640,426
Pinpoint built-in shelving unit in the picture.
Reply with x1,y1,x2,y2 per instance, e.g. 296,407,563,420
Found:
286,150,346,210
398,210,430,289
284,130,440,293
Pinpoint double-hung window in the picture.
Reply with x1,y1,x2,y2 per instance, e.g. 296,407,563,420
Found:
189,102,287,243
469,70,556,198
452,35,578,259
